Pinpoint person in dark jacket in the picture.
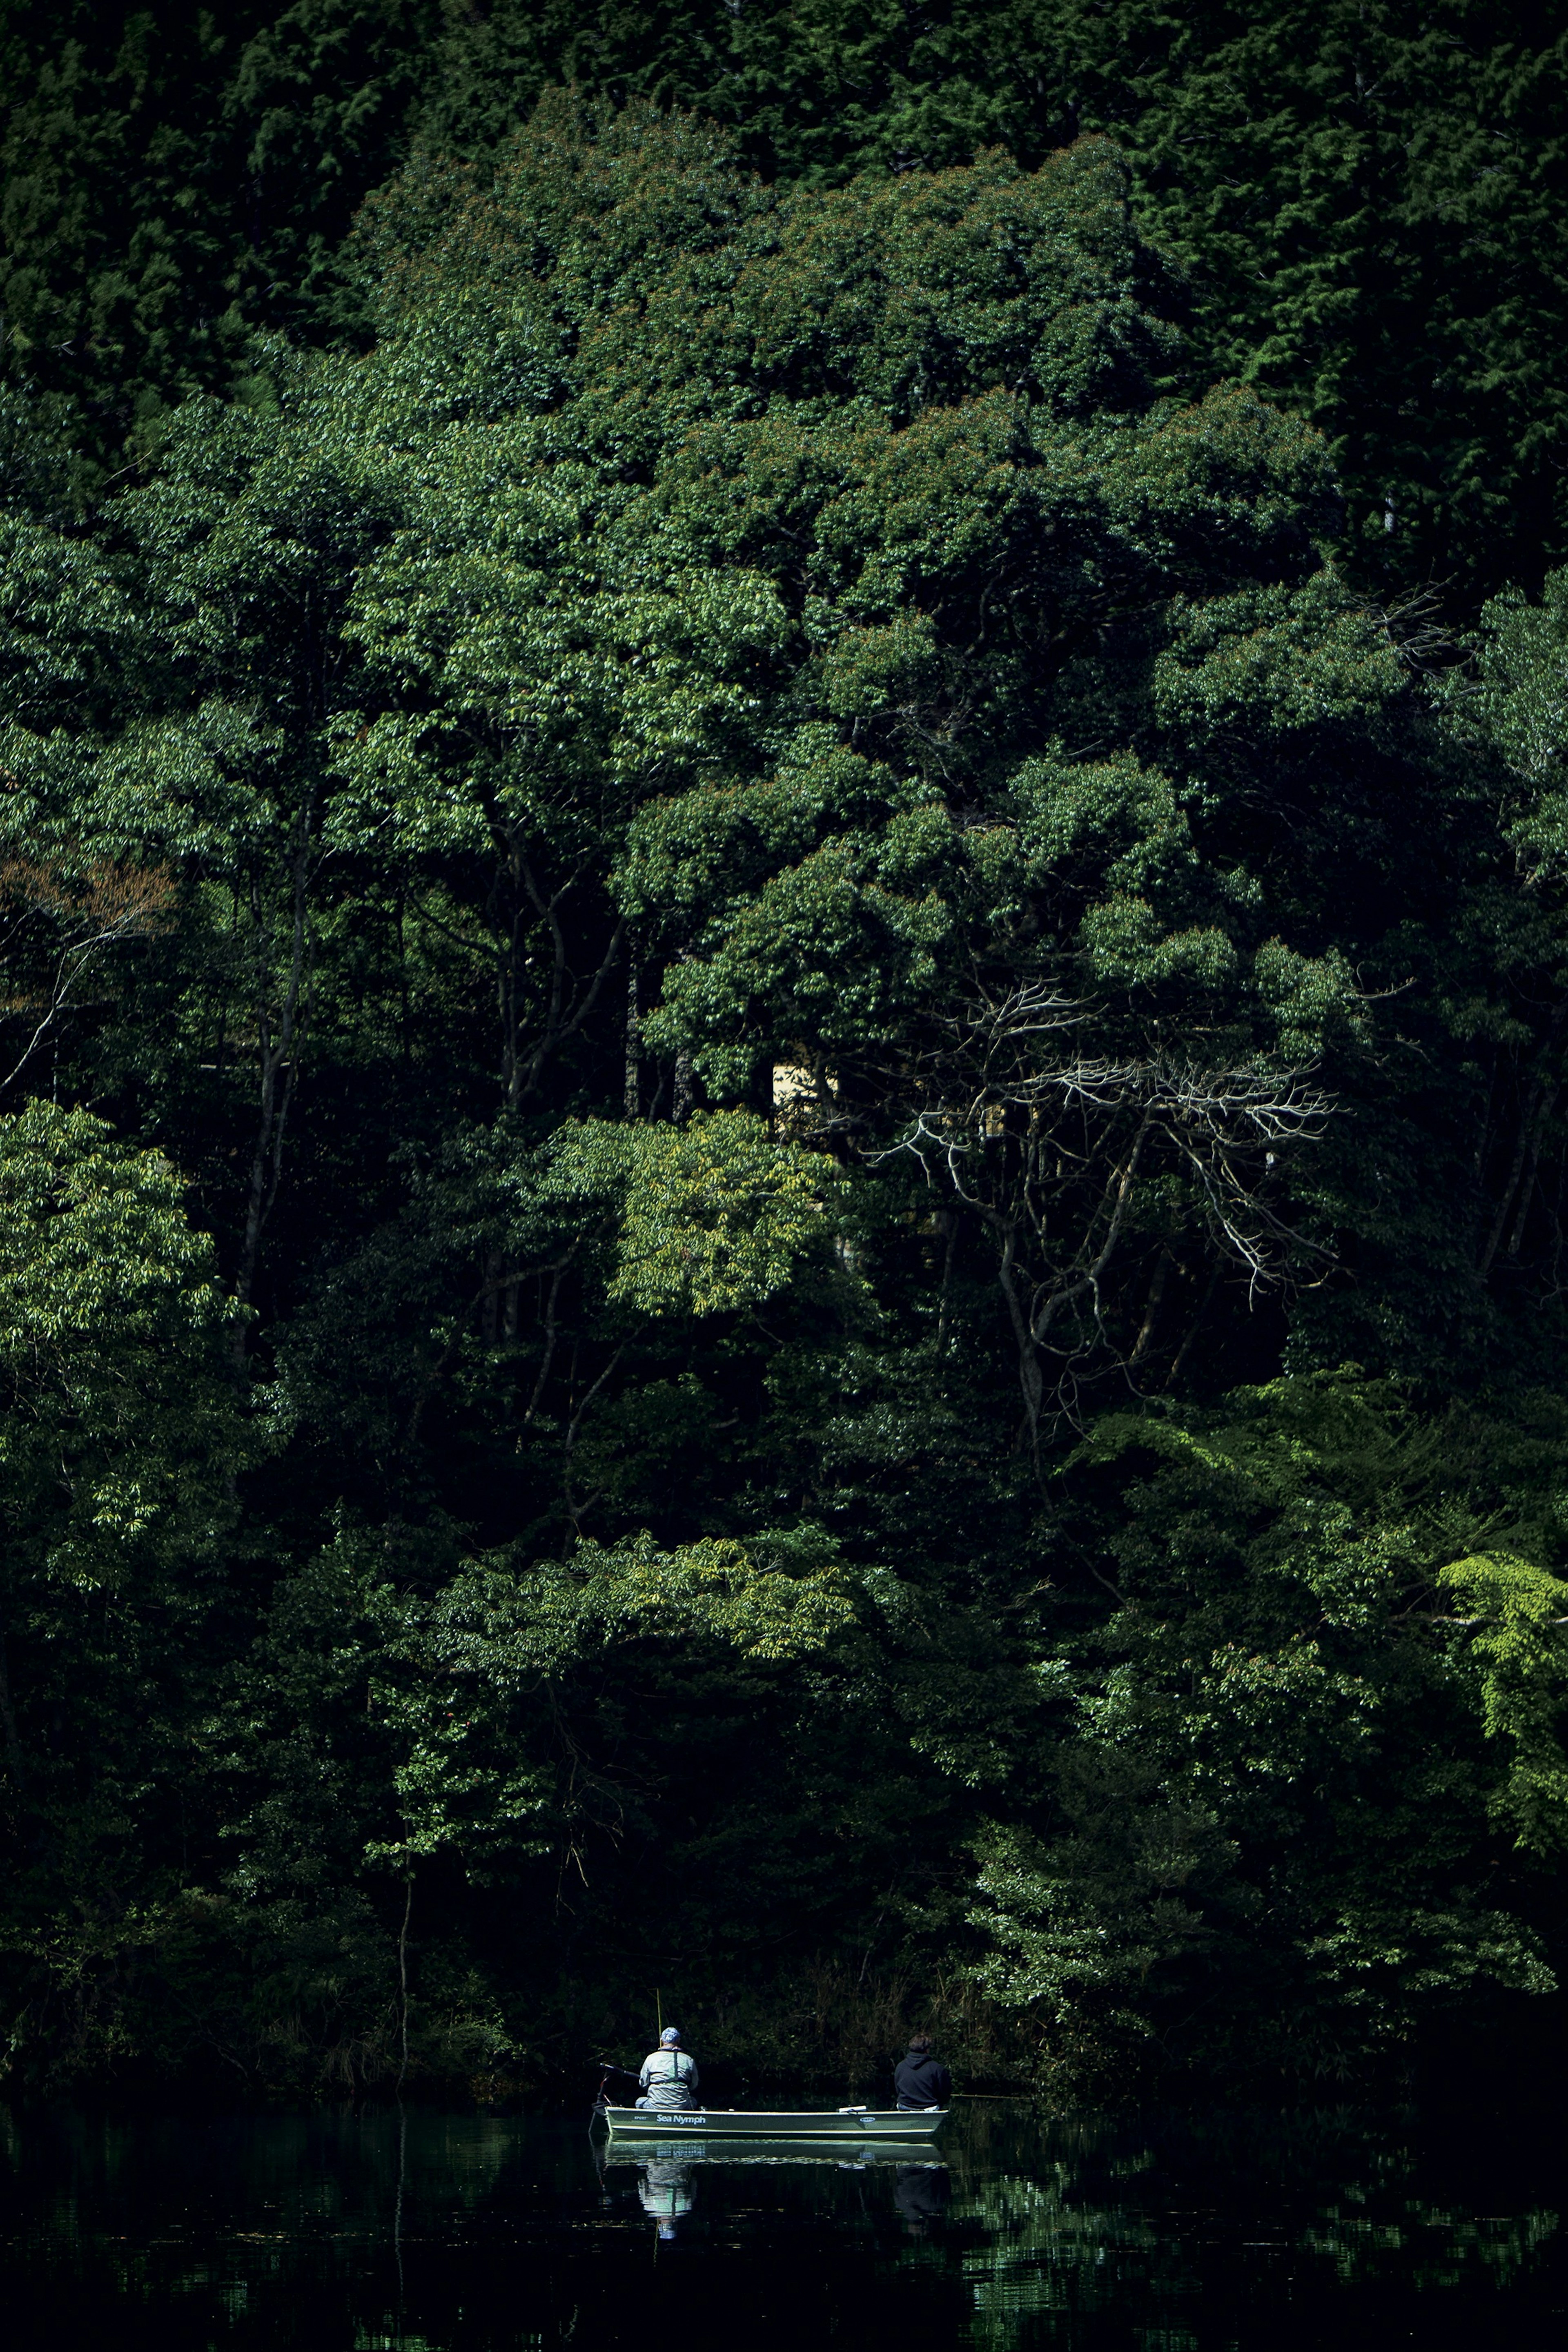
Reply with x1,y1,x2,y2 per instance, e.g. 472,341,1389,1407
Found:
893,2034,951,2109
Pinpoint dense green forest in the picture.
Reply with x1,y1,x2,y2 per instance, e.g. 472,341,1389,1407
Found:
5,2,1568,604
2,9,1568,2102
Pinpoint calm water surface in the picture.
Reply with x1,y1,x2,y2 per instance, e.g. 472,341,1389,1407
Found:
1,2098,1564,2349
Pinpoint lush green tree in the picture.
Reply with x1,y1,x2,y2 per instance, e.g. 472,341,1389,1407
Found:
3,100,1568,2094
0,1101,241,2068
0,2,445,448
974,1377,1568,2087
675,0,1568,600
5,4,1567,603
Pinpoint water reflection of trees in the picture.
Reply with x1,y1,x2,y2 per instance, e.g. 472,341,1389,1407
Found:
2,2102,1559,2348
1297,2204,1560,2293
918,2109,1560,2343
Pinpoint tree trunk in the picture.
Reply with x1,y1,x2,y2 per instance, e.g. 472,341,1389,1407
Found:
1480,1001,1568,1279
232,814,316,1361
624,953,640,1119
0,1633,24,1795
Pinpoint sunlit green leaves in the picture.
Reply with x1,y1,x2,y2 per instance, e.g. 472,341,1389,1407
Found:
567,1110,847,1320
1449,570,1568,884
1440,1551,1568,1853
0,1101,239,1587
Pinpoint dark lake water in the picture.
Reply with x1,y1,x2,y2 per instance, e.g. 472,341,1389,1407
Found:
2,2097,1564,2350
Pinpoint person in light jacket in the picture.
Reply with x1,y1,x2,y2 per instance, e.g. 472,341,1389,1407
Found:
636,2025,700,2110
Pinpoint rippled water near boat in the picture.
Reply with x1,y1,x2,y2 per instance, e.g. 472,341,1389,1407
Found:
1,2097,1564,2348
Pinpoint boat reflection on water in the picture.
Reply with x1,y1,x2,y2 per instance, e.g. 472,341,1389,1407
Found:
605,2137,951,2243
893,2160,950,2235
635,2151,695,2241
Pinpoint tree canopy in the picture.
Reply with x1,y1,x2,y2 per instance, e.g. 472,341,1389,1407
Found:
4,4,1566,605
1,68,1568,2098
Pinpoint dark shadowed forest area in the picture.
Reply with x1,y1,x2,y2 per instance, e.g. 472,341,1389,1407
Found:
2,2,1568,2105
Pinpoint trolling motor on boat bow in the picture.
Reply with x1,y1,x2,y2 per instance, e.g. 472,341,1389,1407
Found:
592,2059,641,2116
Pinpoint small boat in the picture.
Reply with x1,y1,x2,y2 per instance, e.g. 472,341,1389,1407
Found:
601,2137,946,2169
601,2103,947,2141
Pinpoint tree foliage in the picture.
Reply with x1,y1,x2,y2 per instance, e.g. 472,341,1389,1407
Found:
1,97,1568,2096
4,5,1566,605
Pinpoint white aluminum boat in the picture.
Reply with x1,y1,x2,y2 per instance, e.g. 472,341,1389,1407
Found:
601,2103,947,2141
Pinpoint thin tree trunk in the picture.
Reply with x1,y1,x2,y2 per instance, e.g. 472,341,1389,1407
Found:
397,1875,413,2094
523,1266,566,1424
1131,1247,1172,1363
1507,1081,1560,1258
624,953,640,1119
1481,1003,1568,1279
935,1211,960,1354
1167,1258,1221,1387
0,1633,24,1794
994,1221,1044,1459
396,889,411,1074
1029,1115,1153,1350
505,844,624,1107
232,817,316,1359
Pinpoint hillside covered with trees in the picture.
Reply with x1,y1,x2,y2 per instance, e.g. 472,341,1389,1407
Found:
2,10,1568,2100
6,2,1566,605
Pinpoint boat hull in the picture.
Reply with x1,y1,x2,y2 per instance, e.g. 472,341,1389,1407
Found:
601,2104,947,2141
602,2137,945,2167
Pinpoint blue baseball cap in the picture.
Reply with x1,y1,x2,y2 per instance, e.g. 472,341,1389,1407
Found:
660,2026,681,2045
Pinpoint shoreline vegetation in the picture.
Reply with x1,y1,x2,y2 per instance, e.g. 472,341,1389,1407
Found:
2,9,1568,2104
